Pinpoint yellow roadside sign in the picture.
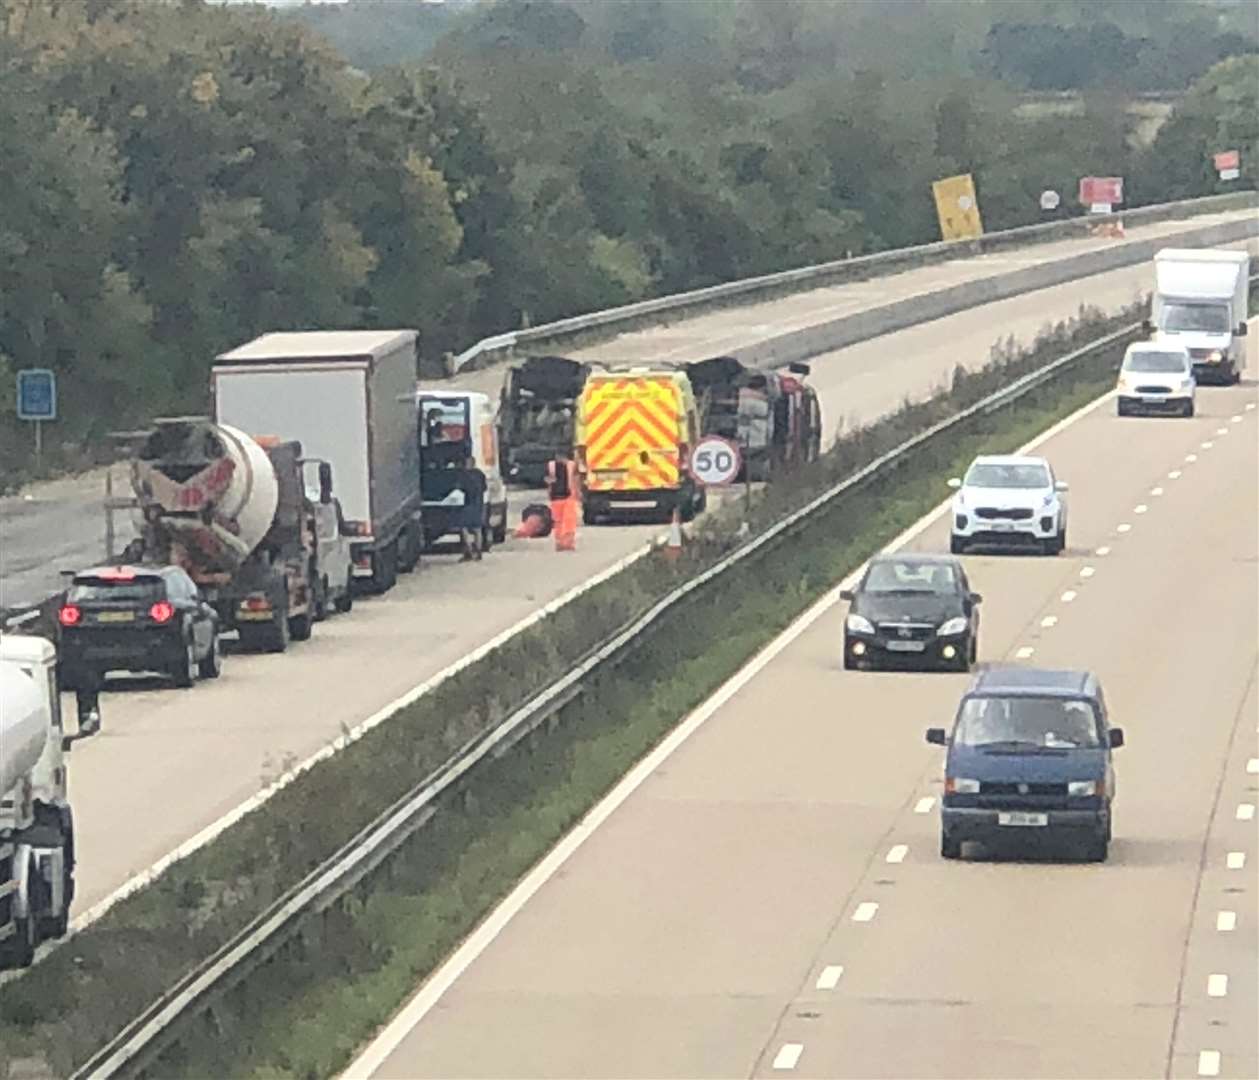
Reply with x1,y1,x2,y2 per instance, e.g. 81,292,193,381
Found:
932,173,983,241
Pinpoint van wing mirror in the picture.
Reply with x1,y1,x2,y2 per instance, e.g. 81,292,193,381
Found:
318,462,333,504
788,362,811,376
1109,727,1125,749
925,727,948,746
839,589,855,602
1237,322,1248,337
969,592,982,605
1141,319,1154,334
1055,480,1069,492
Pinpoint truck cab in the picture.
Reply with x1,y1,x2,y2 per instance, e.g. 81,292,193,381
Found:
417,389,509,550
1,635,80,968
1146,248,1249,385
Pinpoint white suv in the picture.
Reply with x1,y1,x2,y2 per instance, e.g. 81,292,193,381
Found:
948,455,1068,556
1116,342,1195,418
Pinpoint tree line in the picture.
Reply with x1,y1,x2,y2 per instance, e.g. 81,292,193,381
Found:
0,0,1255,484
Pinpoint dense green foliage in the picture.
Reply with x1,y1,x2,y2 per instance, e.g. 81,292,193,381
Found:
0,0,1254,482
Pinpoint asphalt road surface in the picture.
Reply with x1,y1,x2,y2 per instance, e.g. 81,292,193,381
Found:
8,227,1257,941
351,377,1258,1080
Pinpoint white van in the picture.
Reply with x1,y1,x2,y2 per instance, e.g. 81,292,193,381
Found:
1116,342,1196,418
416,389,509,550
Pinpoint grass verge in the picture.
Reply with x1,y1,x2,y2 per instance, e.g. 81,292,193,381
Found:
0,301,1136,1077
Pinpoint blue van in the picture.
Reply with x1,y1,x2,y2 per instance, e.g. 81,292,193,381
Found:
925,667,1124,862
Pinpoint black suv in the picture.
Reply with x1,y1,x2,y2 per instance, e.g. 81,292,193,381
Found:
58,565,221,689
841,553,981,671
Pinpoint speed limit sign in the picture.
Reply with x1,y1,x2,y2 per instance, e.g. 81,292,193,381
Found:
689,436,741,486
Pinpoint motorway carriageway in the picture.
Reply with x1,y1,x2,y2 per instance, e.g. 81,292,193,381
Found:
348,375,1258,1080
10,229,1257,940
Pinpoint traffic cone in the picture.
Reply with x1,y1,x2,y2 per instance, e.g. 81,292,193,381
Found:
663,507,683,561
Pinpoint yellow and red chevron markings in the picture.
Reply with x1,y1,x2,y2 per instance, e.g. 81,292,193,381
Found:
581,376,682,492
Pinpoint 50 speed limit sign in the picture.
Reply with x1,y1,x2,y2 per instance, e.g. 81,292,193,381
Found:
689,436,741,486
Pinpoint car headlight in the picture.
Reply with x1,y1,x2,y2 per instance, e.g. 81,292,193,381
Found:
1208,350,1223,363
1067,780,1099,797
937,616,968,636
846,613,874,634
946,777,980,794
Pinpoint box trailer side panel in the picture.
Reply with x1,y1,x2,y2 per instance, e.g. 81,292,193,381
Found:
366,341,421,542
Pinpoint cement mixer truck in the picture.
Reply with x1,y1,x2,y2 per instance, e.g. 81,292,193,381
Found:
1,635,79,969
120,417,343,652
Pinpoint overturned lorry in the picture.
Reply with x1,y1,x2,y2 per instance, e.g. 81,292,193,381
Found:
121,418,348,652
497,354,592,486
684,356,821,481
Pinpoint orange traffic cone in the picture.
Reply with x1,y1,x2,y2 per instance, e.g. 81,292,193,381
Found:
662,507,683,561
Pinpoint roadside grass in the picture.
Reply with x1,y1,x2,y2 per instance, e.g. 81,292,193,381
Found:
143,336,1123,1078
0,303,1133,1077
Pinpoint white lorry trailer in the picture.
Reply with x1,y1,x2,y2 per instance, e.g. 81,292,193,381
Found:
213,331,424,594
1,635,80,968
1147,248,1250,384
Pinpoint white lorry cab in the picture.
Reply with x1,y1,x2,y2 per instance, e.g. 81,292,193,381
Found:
1146,248,1250,385
1116,342,1196,418
416,389,509,551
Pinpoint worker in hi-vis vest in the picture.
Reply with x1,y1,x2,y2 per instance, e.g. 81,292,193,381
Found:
545,449,580,551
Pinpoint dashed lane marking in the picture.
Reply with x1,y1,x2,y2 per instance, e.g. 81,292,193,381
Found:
1150,487,1163,497
1201,441,1214,449
1230,415,1242,423
1041,616,1058,628
1095,546,1111,556
1168,470,1182,480
914,797,935,814
1134,505,1148,515
1226,852,1246,870
772,1043,804,1071
1246,758,1258,774
1214,427,1229,437
1080,567,1096,579
1198,1050,1221,1077
886,844,908,864
1216,911,1237,932
1015,646,1035,659
1207,974,1228,998
1236,803,1255,821
852,902,879,923
1061,590,1077,603
815,965,844,991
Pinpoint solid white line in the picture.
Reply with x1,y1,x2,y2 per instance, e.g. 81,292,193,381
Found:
886,844,909,864
1040,615,1058,628
1246,758,1258,774
1116,523,1132,533
1226,851,1245,870
1015,646,1035,659
1198,1049,1221,1077
1080,566,1096,578
852,902,879,923
1207,973,1228,998
772,1043,804,1070
914,797,936,814
1236,803,1255,821
815,965,844,991
1134,504,1148,514
340,383,1122,1078
1061,590,1077,603
1216,911,1237,932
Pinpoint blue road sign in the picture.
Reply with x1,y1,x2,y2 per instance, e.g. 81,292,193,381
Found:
16,369,57,421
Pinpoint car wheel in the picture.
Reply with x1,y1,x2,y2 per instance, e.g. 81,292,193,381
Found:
289,606,313,642
313,576,329,622
334,570,353,614
493,507,508,545
1183,400,1195,418
198,632,222,679
1082,832,1109,862
941,831,961,860
172,637,197,689
949,535,966,555
843,642,857,671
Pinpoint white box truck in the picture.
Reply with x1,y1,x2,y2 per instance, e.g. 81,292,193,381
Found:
1147,248,1250,385
213,331,424,593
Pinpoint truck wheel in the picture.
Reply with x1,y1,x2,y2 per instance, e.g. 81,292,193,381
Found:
397,525,421,574
171,638,197,689
266,612,291,653
289,606,313,642
198,633,222,679
0,911,36,968
334,569,354,614
373,543,398,593
313,575,329,622
493,505,508,544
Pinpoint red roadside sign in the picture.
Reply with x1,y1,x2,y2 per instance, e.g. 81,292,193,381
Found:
1078,176,1123,207
1213,150,1240,171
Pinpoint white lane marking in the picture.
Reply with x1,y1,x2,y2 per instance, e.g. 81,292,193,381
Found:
1134,504,1148,514
1246,758,1258,774
1201,441,1214,449
1150,487,1163,497
815,965,844,991
1015,646,1035,659
339,384,1126,1079
1095,545,1111,556
1167,470,1182,480
886,844,909,864
1198,1050,1221,1077
772,1044,804,1071
1226,851,1246,870
1216,911,1237,932
1246,402,1256,411
1080,566,1096,578
1185,453,1198,463
1116,523,1132,533
1236,803,1255,821
1214,427,1228,436
1230,415,1242,424
852,902,879,923
1061,590,1077,603
1041,615,1058,628
1207,974,1229,998
914,797,936,814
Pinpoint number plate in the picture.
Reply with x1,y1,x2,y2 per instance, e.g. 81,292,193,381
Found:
96,611,135,623
997,811,1048,827
885,640,925,652
991,522,1016,531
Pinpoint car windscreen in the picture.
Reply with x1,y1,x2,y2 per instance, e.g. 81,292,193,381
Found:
964,463,1049,489
954,695,1101,749
68,578,164,603
863,561,958,595
1124,351,1189,374
1162,303,1229,334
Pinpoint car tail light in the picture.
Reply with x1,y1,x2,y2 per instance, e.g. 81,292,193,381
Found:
149,601,175,624
58,605,82,627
